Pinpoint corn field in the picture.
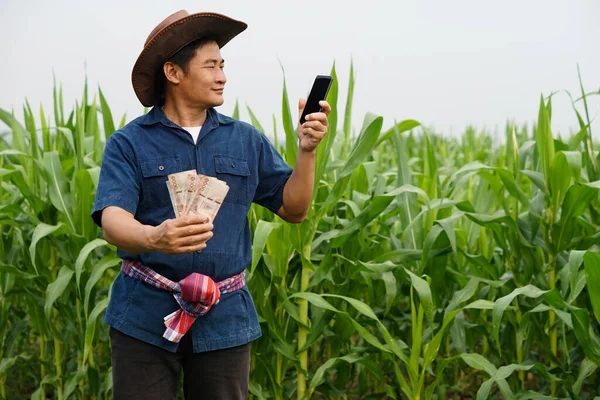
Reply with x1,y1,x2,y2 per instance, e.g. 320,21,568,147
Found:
1,63,600,399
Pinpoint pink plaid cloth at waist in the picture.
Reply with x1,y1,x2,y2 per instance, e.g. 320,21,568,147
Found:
121,260,246,343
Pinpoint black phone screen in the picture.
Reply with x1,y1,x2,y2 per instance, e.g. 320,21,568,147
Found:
300,75,332,124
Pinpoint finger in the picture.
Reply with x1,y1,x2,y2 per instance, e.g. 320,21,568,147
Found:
304,112,328,126
179,222,214,237
318,101,332,115
176,242,208,254
179,230,213,247
302,120,328,132
298,98,307,117
301,127,326,141
173,213,209,227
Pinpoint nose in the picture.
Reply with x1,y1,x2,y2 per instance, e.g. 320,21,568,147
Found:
216,69,227,85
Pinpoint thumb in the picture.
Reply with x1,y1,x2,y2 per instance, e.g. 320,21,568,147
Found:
298,98,307,119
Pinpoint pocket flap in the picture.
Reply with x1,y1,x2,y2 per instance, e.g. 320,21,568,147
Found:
214,155,250,176
140,157,180,178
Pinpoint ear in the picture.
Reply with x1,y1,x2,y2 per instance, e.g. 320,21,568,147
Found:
163,62,181,85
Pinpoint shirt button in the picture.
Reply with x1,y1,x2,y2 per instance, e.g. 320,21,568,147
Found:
231,162,236,168
158,165,165,171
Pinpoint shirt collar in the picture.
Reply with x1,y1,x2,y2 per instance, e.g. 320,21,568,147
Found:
139,106,233,129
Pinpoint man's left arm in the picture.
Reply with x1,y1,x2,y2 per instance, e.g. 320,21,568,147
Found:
277,100,331,223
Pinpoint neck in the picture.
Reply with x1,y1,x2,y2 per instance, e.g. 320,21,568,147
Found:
162,95,208,127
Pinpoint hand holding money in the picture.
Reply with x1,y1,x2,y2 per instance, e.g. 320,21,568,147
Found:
153,170,228,254
147,213,213,254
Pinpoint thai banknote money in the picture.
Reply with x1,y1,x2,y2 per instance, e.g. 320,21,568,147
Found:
166,170,229,221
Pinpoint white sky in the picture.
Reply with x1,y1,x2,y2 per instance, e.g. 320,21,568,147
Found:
1,0,599,142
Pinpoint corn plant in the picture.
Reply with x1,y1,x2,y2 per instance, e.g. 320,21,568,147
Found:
0,64,599,400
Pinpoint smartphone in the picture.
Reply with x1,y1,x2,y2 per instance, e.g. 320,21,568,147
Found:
299,75,333,124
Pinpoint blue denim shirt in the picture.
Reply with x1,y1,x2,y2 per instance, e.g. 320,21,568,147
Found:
91,106,292,353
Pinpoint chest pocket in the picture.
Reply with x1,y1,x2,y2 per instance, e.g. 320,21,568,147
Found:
139,156,182,209
214,155,250,205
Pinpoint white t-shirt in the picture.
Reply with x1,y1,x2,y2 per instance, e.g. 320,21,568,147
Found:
183,126,202,144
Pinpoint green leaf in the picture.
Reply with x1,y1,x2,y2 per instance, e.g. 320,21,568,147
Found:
248,382,269,400
56,127,75,152
560,183,598,223
460,353,497,376
435,213,461,257
0,262,38,279
63,366,88,400
521,170,546,192
250,221,281,273
0,149,30,158
44,266,74,319
29,222,67,274
536,95,555,191
423,309,461,368
571,308,600,364
446,278,479,314
343,59,355,148
339,113,383,178
349,319,391,354
74,168,96,240
0,353,31,375
84,254,120,314
381,271,397,315
323,294,378,320
288,292,339,313
306,353,387,399
516,391,557,400
98,87,116,139
376,119,421,147
75,238,109,290
584,251,600,324
83,297,109,364
476,362,557,400
492,285,546,353
246,105,265,133
43,151,75,231
550,151,571,213
464,299,496,310
567,250,586,303
232,98,239,120
572,358,597,394
405,268,434,323
280,67,297,167
118,113,127,129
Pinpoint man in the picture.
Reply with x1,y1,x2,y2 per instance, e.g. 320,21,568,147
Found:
91,9,330,400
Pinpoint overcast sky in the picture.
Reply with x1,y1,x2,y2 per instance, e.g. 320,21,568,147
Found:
1,0,599,142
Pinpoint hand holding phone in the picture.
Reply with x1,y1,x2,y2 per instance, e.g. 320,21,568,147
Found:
299,75,333,125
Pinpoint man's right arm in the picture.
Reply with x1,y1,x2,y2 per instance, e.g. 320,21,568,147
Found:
101,206,214,255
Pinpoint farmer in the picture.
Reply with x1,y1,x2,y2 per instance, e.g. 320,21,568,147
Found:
91,10,330,400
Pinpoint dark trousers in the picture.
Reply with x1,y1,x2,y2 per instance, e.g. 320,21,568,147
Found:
110,327,251,400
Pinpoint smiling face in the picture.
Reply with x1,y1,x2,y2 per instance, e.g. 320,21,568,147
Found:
162,40,227,109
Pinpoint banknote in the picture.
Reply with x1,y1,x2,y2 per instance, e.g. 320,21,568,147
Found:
187,177,229,222
166,170,229,221
166,169,195,217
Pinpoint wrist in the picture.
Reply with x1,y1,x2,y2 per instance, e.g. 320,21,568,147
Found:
142,225,158,252
298,146,317,156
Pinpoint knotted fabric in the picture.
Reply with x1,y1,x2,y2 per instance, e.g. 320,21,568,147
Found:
121,260,246,343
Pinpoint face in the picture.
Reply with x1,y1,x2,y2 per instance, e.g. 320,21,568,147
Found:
165,41,227,108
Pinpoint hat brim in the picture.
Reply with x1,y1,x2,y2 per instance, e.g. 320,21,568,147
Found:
132,13,247,107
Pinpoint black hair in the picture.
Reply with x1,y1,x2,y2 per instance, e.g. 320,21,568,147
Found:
155,36,219,103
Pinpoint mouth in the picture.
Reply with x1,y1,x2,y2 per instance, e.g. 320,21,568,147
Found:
212,88,224,94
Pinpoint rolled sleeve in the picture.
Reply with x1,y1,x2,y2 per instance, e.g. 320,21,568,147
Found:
91,133,140,227
252,134,293,214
